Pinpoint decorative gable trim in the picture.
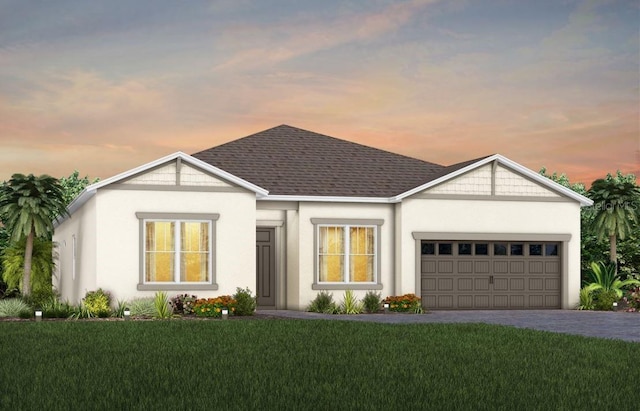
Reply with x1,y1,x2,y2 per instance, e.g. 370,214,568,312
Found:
395,154,593,206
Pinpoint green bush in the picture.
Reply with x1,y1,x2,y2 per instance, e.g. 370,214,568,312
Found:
153,292,172,319
128,298,156,317
340,290,363,314
42,297,74,318
83,289,112,317
233,287,256,316
307,291,338,314
23,287,56,309
0,298,31,317
362,291,382,313
112,300,128,318
594,290,618,311
577,286,594,310
70,303,94,320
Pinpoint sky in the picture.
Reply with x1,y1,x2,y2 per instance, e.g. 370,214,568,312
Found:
1,0,638,187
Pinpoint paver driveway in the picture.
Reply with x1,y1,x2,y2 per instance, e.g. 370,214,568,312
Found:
258,309,640,342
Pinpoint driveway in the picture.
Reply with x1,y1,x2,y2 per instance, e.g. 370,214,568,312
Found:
257,310,640,343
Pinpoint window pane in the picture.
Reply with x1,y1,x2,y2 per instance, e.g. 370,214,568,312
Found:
494,243,507,256
145,221,175,282
510,244,524,256
529,244,543,256
319,255,344,282
350,255,374,282
319,227,344,282
180,222,209,282
439,243,452,255
458,243,472,255
545,244,558,256
421,242,435,255
475,244,488,255
350,227,374,254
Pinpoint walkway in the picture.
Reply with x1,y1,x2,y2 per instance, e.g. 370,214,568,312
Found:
257,309,640,343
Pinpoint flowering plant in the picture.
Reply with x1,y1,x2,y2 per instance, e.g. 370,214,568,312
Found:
193,296,237,318
383,293,423,313
623,287,640,312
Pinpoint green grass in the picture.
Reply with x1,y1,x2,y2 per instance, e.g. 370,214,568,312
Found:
0,320,637,410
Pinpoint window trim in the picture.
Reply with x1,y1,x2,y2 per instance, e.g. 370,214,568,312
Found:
311,218,383,290
136,212,219,291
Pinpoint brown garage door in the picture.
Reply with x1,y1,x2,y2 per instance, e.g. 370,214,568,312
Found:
421,241,561,309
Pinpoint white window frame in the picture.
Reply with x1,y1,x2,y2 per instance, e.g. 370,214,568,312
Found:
136,212,219,291
311,218,384,290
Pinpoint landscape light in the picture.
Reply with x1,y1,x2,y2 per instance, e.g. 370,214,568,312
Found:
35,310,43,322
124,309,131,320
222,308,229,319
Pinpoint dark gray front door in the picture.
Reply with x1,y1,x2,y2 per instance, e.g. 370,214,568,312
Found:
256,228,276,308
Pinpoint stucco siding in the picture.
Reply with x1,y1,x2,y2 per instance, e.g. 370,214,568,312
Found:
399,198,581,308
53,195,98,304
93,188,256,302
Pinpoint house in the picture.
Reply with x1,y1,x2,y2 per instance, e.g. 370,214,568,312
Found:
53,125,593,310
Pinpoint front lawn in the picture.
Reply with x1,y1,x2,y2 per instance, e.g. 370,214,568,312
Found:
0,319,637,410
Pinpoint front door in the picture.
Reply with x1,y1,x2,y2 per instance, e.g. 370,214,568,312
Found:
256,228,276,308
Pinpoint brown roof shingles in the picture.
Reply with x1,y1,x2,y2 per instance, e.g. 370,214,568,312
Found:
192,125,486,198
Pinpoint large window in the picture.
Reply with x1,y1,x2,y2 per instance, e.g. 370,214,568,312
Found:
312,219,383,289
145,220,210,283
136,212,219,290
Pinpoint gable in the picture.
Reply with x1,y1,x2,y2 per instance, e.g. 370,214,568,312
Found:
416,159,566,200
122,161,234,188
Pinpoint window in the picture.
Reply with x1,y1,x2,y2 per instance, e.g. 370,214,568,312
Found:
421,242,435,255
438,243,452,255
458,243,472,255
529,244,543,256
510,244,524,256
318,225,375,283
494,243,507,256
145,220,210,283
545,244,558,256
475,243,489,255
311,218,383,290
136,212,219,290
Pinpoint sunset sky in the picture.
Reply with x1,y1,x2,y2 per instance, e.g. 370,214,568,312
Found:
1,0,638,187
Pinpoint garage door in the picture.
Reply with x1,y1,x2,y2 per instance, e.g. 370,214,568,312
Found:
420,241,561,309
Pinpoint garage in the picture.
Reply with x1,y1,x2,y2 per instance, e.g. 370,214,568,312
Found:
420,240,561,309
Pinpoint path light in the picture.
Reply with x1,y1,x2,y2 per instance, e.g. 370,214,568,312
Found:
35,310,43,322
222,308,229,320
383,303,390,313
124,309,131,320
612,302,618,311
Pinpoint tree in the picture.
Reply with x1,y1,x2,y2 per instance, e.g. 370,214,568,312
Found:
59,170,99,206
2,237,55,295
588,171,640,264
0,174,67,296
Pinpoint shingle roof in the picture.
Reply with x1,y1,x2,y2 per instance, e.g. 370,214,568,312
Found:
192,125,481,197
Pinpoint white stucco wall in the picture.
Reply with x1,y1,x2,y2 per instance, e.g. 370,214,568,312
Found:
53,195,98,303
89,188,256,303
398,198,582,308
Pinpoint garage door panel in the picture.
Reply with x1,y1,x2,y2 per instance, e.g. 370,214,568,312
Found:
475,261,490,273
510,278,525,290
458,261,473,273
510,261,525,274
458,278,473,291
475,278,490,290
438,278,453,291
421,240,561,309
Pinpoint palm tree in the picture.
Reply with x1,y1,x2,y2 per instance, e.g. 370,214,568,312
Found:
0,174,67,296
588,172,640,264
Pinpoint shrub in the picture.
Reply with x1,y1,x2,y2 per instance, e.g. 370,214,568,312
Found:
577,286,594,310
383,294,423,313
153,292,172,319
593,290,618,311
23,287,56,309
307,291,339,314
233,287,256,316
128,298,156,317
362,291,382,313
169,294,197,315
340,290,363,314
0,298,31,318
113,299,128,318
586,261,640,299
42,297,74,318
623,287,640,312
83,289,112,317
193,296,237,318
70,303,94,319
